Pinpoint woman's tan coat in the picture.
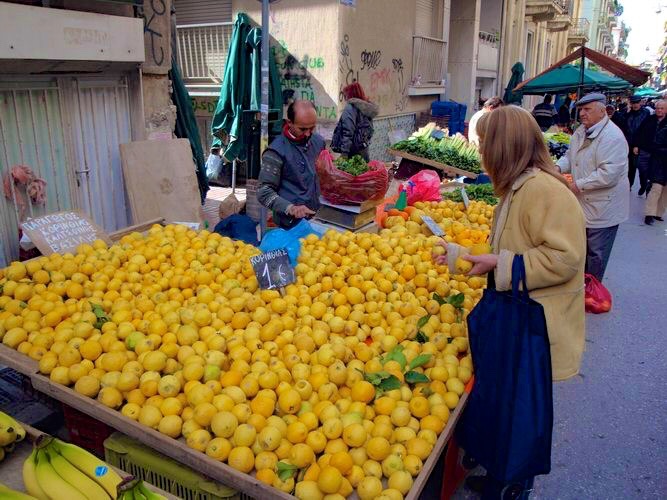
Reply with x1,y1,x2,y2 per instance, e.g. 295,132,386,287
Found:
492,169,587,381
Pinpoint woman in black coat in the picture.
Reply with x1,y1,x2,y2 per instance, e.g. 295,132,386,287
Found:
331,82,379,161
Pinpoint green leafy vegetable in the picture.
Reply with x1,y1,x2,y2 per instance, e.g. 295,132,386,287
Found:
334,155,370,176
443,184,498,205
392,134,482,174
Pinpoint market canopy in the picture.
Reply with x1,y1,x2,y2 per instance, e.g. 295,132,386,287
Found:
514,46,650,93
633,87,662,98
514,64,632,95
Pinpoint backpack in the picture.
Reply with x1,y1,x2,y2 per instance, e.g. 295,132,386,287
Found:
331,105,374,154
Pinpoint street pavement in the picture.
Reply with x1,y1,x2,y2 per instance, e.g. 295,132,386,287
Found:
454,190,667,499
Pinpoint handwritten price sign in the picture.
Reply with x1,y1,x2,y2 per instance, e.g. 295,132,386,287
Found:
250,249,296,290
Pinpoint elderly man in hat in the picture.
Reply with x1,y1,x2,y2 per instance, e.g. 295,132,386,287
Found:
626,95,652,194
557,93,629,282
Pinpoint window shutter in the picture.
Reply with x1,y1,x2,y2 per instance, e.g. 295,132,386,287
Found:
174,0,232,25
415,0,435,37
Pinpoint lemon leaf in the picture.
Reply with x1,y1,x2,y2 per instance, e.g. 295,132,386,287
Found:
432,293,447,305
405,371,430,384
417,314,431,329
409,353,432,370
383,346,407,371
377,375,402,392
447,293,465,309
415,331,429,344
276,461,298,481
364,371,392,386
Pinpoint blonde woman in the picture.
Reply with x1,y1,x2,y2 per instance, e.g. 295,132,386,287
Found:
436,105,587,497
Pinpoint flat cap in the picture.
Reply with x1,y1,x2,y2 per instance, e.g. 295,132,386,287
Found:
629,95,643,103
575,92,606,106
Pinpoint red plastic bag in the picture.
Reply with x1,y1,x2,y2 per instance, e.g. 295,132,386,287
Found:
316,150,390,205
401,170,442,205
584,274,612,314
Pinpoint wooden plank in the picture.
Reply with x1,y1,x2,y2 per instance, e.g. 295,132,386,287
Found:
405,391,469,500
29,374,293,500
108,217,165,241
120,139,203,225
0,344,38,376
387,149,479,179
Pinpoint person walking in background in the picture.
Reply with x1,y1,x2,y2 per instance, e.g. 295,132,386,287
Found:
607,104,628,136
558,96,573,130
626,95,652,194
557,93,629,282
641,100,667,225
468,96,504,148
330,82,378,161
532,95,558,131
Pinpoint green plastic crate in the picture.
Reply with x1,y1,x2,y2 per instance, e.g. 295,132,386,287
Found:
104,433,252,500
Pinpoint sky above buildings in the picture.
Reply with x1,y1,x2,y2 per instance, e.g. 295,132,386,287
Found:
620,0,667,64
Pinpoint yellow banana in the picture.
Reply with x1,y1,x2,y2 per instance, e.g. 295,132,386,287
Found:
47,447,111,500
22,448,49,500
50,438,121,498
0,481,40,500
34,449,88,500
0,412,25,441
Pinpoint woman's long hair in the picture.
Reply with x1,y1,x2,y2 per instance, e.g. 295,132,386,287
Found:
477,105,568,196
342,82,368,101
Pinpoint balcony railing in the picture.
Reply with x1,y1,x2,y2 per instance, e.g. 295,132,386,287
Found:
569,18,591,39
412,35,447,84
478,31,499,73
176,22,233,83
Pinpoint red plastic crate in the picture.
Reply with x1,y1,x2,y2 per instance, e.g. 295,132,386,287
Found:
62,404,114,458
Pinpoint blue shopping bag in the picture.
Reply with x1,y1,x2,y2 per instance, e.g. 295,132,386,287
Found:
458,255,553,483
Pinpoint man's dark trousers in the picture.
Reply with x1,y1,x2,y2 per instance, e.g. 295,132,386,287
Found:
586,226,619,281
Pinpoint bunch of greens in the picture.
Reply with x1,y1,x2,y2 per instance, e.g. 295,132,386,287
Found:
392,133,482,174
443,184,498,205
334,155,370,176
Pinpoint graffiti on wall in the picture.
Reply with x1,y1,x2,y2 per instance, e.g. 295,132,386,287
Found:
140,0,168,70
338,34,359,102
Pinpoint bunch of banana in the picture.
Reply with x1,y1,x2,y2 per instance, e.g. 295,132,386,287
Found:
0,482,38,500
0,411,25,462
117,478,167,500
23,435,122,500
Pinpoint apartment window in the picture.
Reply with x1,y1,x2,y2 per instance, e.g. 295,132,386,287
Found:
525,31,534,77
174,0,232,25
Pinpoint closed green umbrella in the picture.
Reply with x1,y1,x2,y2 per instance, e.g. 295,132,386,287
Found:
514,64,632,95
503,62,525,104
210,13,283,162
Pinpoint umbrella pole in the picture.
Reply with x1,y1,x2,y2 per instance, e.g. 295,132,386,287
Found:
259,0,270,238
576,44,585,124
231,159,237,195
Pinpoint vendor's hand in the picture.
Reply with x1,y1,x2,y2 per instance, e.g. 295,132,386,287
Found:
633,147,639,155
287,205,316,219
464,254,498,276
432,240,448,265
569,181,581,195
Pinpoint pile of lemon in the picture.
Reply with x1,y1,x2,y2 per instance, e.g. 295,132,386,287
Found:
0,207,492,500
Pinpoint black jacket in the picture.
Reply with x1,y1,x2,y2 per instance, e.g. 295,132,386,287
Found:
625,108,651,148
637,115,667,185
331,98,379,161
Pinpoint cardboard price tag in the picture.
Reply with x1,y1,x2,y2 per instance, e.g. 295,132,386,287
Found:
21,211,111,255
461,187,470,210
421,215,444,237
250,249,296,290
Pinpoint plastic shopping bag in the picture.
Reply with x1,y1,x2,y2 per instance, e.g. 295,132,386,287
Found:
316,150,389,205
205,153,223,180
584,274,612,314
401,170,441,205
259,220,326,266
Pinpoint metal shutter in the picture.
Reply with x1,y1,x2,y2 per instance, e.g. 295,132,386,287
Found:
174,0,232,25
415,0,435,37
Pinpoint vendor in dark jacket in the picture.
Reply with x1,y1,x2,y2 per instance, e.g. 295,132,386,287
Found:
331,82,379,161
641,100,667,225
257,100,325,229
626,95,652,194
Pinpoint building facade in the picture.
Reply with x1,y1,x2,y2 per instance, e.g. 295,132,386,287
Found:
0,0,177,265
